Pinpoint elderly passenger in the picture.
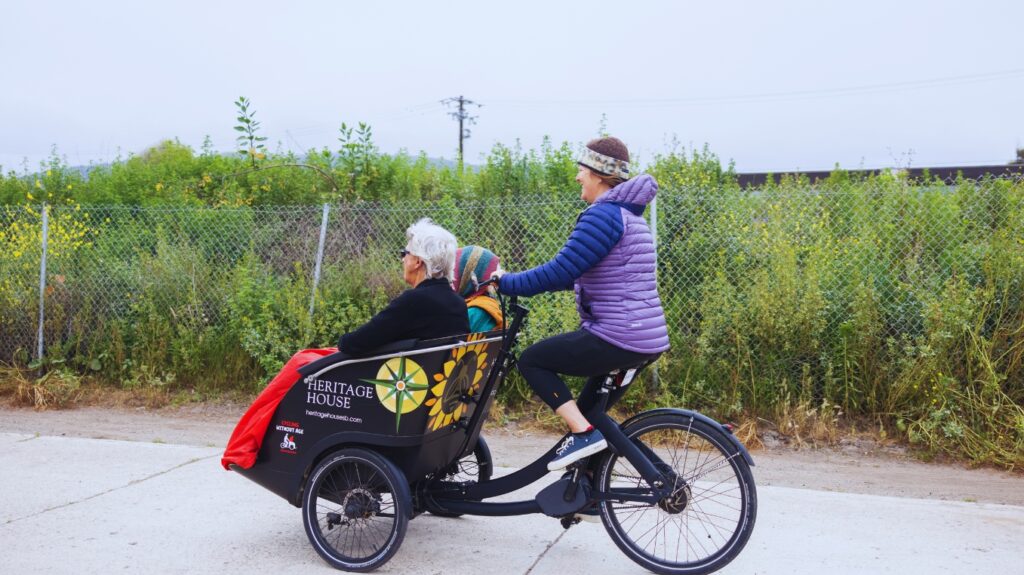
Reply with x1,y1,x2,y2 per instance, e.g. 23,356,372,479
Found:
222,218,467,470
452,245,504,332
338,218,468,354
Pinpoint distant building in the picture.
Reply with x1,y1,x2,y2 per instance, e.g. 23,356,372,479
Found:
736,164,1024,188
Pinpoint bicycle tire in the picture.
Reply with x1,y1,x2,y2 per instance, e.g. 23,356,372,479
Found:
302,448,411,572
595,413,757,575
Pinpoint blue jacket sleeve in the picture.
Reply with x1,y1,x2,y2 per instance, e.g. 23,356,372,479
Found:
499,203,624,296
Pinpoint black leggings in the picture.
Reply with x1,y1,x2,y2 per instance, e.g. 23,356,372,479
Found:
517,329,653,414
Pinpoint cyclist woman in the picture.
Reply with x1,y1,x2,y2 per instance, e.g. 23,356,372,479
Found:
496,137,670,470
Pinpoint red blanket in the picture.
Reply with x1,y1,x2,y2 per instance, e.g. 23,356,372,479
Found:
221,348,337,470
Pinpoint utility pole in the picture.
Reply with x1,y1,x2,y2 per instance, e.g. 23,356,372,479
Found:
441,95,481,164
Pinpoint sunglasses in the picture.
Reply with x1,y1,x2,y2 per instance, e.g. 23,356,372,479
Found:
398,249,410,259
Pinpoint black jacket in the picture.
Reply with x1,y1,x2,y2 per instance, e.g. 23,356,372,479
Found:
338,278,470,356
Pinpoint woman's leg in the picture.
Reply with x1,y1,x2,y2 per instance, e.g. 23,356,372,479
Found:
516,332,583,414
555,401,592,433
518,331,651,470
517,330,649,429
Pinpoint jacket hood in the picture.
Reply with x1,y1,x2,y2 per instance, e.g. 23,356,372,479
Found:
596,174,658,207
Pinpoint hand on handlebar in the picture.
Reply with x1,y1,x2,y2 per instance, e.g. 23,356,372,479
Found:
484,268,505,295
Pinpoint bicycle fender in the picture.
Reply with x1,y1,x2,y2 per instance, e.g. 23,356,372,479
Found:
619,408,755,467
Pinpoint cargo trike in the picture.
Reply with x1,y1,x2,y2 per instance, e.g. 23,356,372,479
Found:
227,291,757,574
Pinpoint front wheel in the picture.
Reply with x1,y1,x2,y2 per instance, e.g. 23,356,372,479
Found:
302,448,411,572
446,436,494,484
425,436,493,517
595,414,757,575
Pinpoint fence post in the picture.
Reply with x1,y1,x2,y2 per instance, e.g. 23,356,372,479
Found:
649,194,660,394
309,203,330,318
36,203,49,362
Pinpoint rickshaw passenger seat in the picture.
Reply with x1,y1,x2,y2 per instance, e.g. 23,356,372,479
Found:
297,338,419,377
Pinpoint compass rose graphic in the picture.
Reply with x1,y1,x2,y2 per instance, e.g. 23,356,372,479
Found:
362,357,429,432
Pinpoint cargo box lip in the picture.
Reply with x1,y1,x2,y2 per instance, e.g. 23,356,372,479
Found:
300,335,503,381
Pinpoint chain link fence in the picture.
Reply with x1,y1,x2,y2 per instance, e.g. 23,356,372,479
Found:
2,175,1023,408
322,197,585,334
0,205,42,362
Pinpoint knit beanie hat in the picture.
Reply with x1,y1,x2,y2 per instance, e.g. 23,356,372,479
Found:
578,137,630,180
453,246,501,298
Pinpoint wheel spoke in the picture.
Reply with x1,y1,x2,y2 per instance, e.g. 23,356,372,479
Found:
599,416,755,573
304,451,409,570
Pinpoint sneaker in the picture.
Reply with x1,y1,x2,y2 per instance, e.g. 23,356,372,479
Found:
548,429,608,471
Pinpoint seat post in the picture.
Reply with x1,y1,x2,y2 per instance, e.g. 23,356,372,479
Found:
599,370,619,393
593,370,619,412
587,360,671,497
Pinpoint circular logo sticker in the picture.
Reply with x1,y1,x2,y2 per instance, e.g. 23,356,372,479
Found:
363,357,429,432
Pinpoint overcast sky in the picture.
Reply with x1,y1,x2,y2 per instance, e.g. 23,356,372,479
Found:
2,0,1022,173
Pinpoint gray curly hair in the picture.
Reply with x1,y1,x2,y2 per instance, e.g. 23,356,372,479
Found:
405,218,457,280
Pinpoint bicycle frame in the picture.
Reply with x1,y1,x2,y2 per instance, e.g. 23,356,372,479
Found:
420,294,682,517
230,282,759,574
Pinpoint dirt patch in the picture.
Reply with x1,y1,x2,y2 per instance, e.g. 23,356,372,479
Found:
1,403,1021,506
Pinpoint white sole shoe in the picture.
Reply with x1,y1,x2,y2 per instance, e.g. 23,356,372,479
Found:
547,438,608,471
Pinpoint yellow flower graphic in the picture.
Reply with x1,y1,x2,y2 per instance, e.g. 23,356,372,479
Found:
362,357,428,432
426,334,492,432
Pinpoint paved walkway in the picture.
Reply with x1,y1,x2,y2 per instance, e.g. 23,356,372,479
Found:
1,432,1021,574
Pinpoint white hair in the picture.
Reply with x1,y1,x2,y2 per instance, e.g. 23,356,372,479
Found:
406,218,457,280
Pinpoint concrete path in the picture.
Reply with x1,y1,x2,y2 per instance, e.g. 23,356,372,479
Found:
1,432,1021,574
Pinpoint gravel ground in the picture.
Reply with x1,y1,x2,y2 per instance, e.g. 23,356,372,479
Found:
2,403,1021,506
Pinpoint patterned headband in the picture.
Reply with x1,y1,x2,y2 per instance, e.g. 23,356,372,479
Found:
577,148,630,180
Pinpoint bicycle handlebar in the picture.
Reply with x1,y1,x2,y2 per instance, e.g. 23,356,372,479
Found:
478,277,514,301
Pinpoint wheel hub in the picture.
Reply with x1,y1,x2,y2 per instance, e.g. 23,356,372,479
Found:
342,488,380,519
657,474,690,514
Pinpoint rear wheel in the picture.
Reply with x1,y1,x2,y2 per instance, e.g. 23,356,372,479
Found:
302,448,411,572
596,414,757,575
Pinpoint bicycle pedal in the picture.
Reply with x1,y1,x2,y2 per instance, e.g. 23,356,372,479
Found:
559,515,581,529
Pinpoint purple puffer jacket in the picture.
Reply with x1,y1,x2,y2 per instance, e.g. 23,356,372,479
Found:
576,175,670,354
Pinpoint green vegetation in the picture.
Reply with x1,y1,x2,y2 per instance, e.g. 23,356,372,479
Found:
234,96,268,168
1,112,1022,468
652,167,1024,468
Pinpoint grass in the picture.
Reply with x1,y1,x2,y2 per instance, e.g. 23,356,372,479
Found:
0,365,83,409
1,140,1022,469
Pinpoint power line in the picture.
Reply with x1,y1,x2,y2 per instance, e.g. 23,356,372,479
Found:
487,68,1024,109
376,102,447,124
